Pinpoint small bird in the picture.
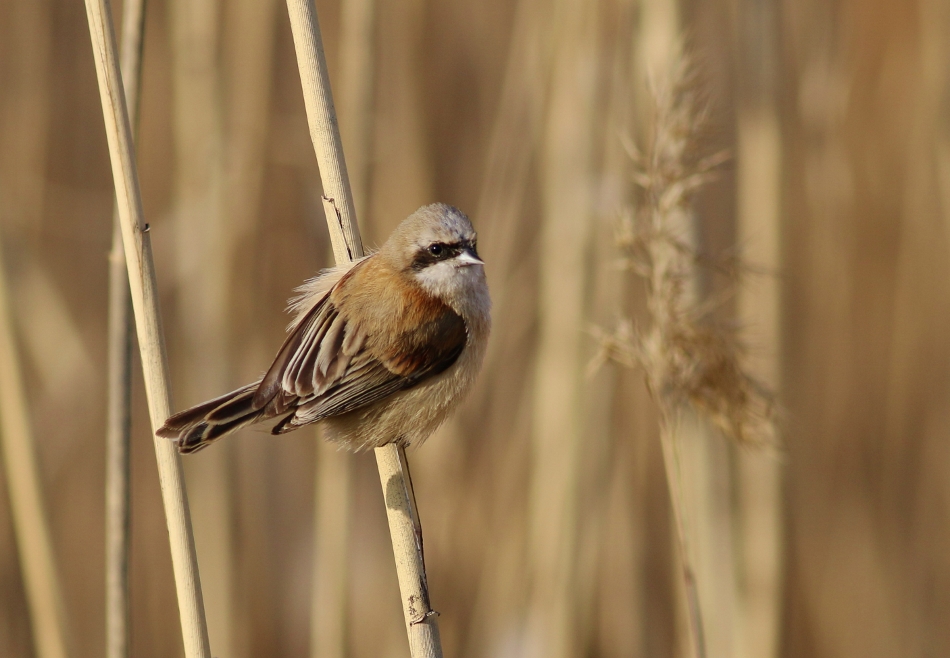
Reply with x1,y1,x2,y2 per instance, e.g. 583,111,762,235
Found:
158,203,491,453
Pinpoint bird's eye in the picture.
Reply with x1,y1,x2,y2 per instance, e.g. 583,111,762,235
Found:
428,244,445,258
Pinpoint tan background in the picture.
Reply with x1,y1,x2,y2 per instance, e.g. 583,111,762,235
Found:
1,0,949,656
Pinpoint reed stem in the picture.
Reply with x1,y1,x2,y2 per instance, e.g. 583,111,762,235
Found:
283,0,443,655
310,1,375,655
735,1,784,655
311,441,351,658
527,1,600,655
82,0,211,655
167,0,237,652
658,418,708,658
0,223,69,658
105,215,132,658
104,0,145,656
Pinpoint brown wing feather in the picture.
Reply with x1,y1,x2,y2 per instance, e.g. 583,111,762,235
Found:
381,299,467,376
252,256,468,432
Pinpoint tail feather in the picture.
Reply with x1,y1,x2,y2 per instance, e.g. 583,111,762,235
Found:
158,380,285,453
175,411,266,454
205,386,259,423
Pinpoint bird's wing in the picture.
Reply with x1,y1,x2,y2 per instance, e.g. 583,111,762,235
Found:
253,263,467,427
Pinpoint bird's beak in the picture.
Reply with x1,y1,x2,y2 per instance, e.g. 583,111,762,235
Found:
456,248,484,266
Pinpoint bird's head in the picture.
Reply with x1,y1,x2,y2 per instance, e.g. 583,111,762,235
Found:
381,203,488,316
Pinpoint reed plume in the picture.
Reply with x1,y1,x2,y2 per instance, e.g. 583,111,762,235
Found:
592,53,777,658
594,60,776,450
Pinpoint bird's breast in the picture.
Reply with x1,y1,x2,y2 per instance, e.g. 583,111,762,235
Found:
330,257,468,375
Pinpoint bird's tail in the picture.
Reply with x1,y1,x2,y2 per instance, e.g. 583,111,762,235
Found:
157,381,267,453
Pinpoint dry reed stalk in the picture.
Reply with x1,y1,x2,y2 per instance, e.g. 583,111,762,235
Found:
218,2,280,654
223,0,279,243
734,0,784,655
472,0,552,338
472,0,550,599
449,0,555,652
916,2,950,489
656,418,706,658
0,232,69,658
12,265,96,398
571,1,640,645
931,2,950,245
219,1,280,656
337,0,376,224
311,441,351,658
884,22,950,657
283,1,443,655
0,1,68,655
526,1,600,656
0,0,49,238
105,212,132,658
310,2,375,656
105,0,145,656
82,1,212,655
675,409,737,658
364,0,433,235
283,0,360,258
167,0,236,653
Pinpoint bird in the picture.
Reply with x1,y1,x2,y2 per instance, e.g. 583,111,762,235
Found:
158,203,491,454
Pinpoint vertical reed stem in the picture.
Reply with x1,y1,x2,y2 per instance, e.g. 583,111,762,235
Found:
105,1,145,656
105,209,132,658
167,0,236,652
283,0,443,655
337,0,376,223
0,227,69,658
311,1,375,655
311,441,351,658
527,0,599,654
82,0,211,655
0,0,67,653
658,418,708,658
220,2,280,656
735,1,783,655
643,215,709,658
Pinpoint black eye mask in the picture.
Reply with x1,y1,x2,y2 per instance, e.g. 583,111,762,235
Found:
411,239,475,270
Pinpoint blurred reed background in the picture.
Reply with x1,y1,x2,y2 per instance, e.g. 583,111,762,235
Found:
1,0,949,656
